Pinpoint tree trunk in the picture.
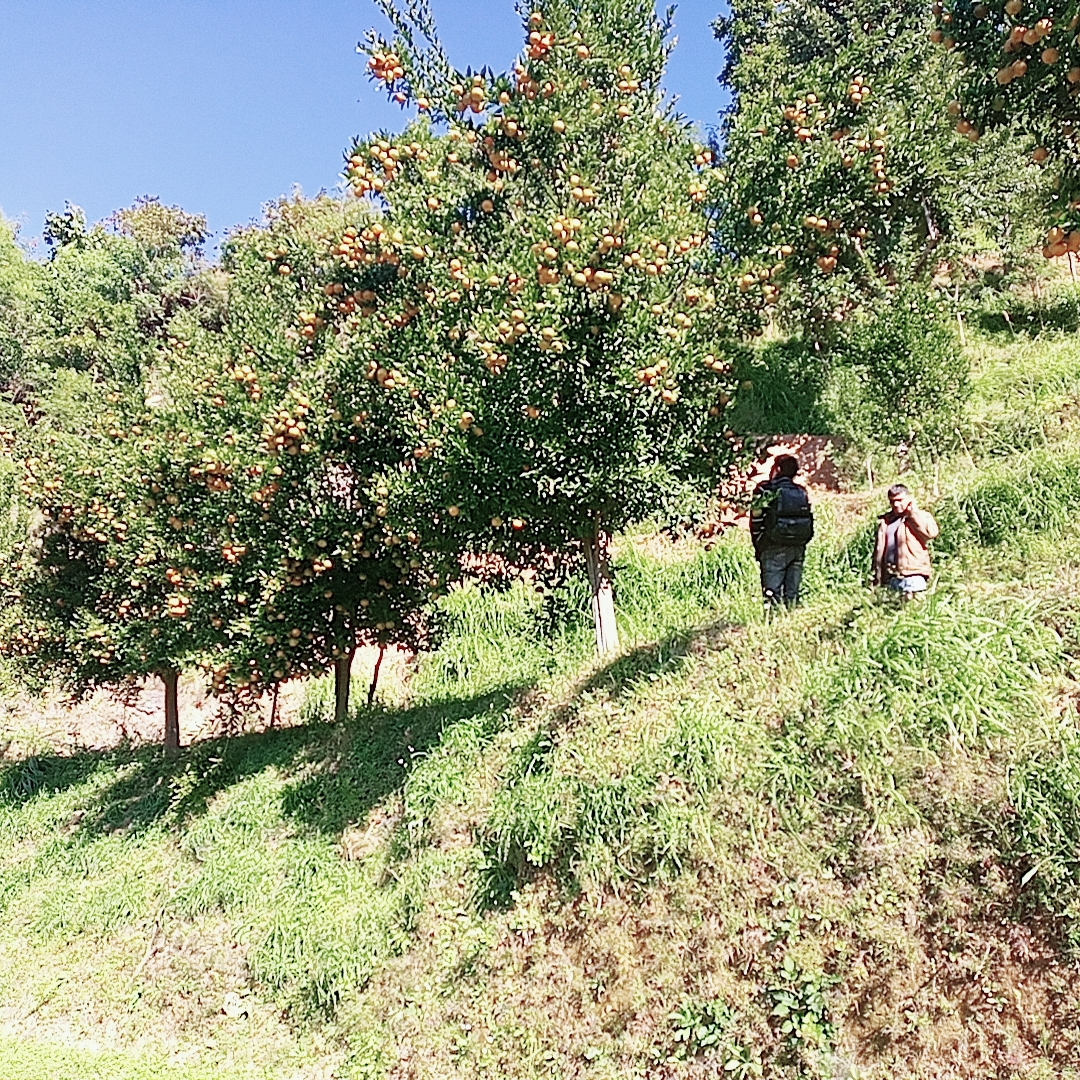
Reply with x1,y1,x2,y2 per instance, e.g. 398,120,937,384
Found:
583,525,619,657
367,645,386,707
334,646,355,724
161,666,180,756
268,683,280,729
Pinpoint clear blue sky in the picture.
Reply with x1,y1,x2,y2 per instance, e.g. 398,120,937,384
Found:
0,0,728,254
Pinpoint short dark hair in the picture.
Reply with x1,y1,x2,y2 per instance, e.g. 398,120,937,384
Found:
774,454,798,478
887,483,910,499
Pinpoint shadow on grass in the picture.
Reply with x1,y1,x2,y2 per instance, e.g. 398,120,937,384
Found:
0,626,721,851
977,296,1080,337
0,685,525,843
279,685,524,836
473,622,736,911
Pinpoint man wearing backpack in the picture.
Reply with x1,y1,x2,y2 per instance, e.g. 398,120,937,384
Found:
750,454,814,607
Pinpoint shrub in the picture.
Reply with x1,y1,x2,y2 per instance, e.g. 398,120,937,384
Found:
849,287,968,456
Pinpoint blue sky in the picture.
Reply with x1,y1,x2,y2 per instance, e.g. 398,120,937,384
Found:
0,0,728,253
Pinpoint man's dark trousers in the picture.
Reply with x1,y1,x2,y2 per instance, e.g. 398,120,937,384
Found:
758,545,805,606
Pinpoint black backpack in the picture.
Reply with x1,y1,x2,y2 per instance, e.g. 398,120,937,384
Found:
761,481,814,546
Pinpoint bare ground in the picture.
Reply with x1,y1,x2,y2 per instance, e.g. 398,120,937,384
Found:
0,645,411,759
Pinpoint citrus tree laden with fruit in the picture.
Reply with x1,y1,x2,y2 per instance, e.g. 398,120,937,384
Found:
3,381,246,754
326,0,735,654
716,0,1027,345
0,203,231,753
935,0,1080,257
171,194,449,721
2,194,449,745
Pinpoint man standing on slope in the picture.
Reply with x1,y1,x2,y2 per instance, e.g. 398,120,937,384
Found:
750,454,814,607
872,484,939,598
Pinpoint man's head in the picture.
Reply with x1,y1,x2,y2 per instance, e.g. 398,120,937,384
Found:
770,454,799,481
888,483,914,516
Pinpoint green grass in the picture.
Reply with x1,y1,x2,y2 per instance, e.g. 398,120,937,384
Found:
0,1038,222,1080
3,313,1080,1078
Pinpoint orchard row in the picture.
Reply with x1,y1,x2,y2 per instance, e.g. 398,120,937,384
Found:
0,0,1063,749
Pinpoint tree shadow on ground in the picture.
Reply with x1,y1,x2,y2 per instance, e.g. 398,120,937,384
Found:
279,684,523,837
977,296,1080,337
0,683,526,844
280,630,715,842
472,621,737,910
0,623,728,851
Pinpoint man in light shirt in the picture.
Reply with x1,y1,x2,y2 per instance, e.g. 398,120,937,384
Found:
872,484,939,598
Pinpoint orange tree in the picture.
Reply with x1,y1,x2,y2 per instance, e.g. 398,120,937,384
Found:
169,194,449,721
3,194,449,741
715,0,1036,345
2,377,244,754
327,0,735,654
0,203,232,753
934,0,1080,256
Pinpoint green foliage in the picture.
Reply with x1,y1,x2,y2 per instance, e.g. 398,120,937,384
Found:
668,998,763,1074
1007,727,1080,933
29,199,213,387
766,955,837,1059
0,218,43,388
2,377,238,701
716,0,1038,341
847,286,968,452
42,204,88,252
933,447,1080,551
725,291,967,459
340,0,736,579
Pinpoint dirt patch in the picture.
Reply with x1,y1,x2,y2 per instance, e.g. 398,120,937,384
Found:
135,917,254,1035
342,828,1080,1080
0,644,412,759
747,435,846,494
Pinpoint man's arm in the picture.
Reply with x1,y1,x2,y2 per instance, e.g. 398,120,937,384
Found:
871,519,887,586
748,482,769,549
905,507,939,542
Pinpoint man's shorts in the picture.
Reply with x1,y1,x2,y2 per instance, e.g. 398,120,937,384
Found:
888,575,928,594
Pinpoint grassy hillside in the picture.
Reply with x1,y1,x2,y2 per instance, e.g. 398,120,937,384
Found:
3,312,1080,1079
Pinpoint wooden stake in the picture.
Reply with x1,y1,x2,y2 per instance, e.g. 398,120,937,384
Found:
269,683,280,730
367,645,386,708
161,666,180,756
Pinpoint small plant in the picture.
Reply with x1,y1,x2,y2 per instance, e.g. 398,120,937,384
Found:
667,999,763,1076
767,955,837,1059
